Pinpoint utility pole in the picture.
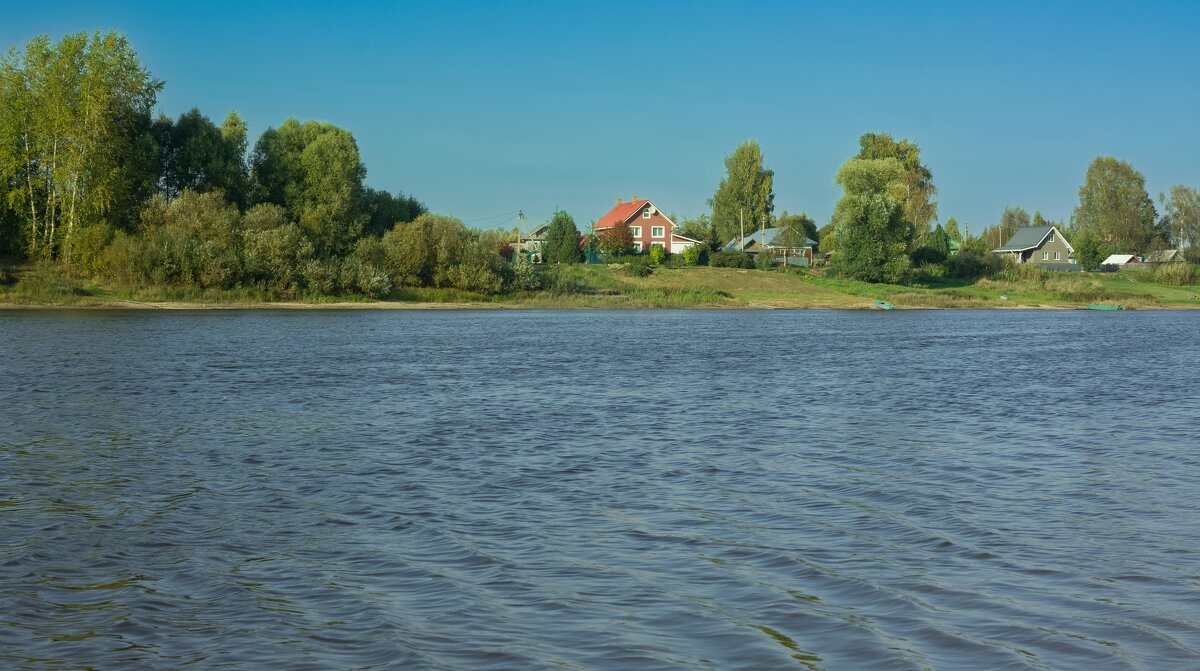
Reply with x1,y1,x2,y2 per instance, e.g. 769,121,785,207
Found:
740,210,744,251
761,214,766,266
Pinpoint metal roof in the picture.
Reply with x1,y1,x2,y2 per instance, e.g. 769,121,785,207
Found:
1101,254,1137,265
724,227,817,251
993,226,1057,252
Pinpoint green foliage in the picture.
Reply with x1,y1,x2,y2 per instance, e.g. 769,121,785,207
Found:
831,157,911,283
943,238,1007,279
361,187,425,237
680,244,706,267
754,249,774,270
1072,156,1158,254
542,209,582,263
678,214,719,250
708,250,754,268
709,141,775,244
0,31,162,261
981,206,1030,249
249,118,367,257
943,217,962,241
622,257,653,277
648,244,667,265
510,255,541,291
155,108,249,206
1150,262,1198,286
775,212,817,248
912,224,951,265
1071,231,1120,271
599,220,634,257
1166,184,1200,248
856,132,937,235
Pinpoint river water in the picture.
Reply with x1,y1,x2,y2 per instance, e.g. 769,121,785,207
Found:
1,309,1198,670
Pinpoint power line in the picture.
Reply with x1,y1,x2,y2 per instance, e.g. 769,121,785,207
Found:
460,210,519,224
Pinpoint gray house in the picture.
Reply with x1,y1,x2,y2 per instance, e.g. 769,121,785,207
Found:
725,227,817,267
993,226,1074,266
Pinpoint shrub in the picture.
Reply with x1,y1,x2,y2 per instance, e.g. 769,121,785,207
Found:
510,255,541,291
623,258,653,277
547,266,584,294
648,244,667,265
754,250,774,270
709,250,753,268
944,249,1006,279
681,244,707,267
1150,263,1198,286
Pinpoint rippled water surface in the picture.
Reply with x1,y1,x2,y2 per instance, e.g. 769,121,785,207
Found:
2,309,1199,670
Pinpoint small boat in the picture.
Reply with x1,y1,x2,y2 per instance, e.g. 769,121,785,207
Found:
1085,304,1124,311
873,300,895,310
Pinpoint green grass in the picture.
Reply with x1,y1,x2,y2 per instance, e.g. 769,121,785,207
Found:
3,261,1199,310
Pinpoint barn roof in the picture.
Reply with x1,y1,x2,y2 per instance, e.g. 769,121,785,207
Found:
724,227,816,251
994,226,1060,252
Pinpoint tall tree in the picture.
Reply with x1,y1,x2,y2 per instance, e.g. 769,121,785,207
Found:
943,217,962,241
0,31,161,260
1072,156,1158,254
249,118,368,256
709,141,774,245
542,209,582,263
156,108,248,206
361,187,425,237
776,211,817,247
856,132,937,236
1165,185,1200,250
831,157,911,282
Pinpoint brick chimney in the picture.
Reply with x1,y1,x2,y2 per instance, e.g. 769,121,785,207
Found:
616,198,622,206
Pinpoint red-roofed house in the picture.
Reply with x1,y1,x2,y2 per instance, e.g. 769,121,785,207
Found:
593,197,702,254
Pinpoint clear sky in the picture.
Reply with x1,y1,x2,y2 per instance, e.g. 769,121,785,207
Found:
4,1,1199,233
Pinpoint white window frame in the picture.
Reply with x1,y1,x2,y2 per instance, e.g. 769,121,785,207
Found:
632,241,643,253
642,209,651,219
629,226,642,238
1042,251,1049,261
1047,230,1055,242
651,226,665,239
1054,251,1061,261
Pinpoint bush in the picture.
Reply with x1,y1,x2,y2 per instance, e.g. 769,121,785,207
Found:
648,244,667,265
1150,263,1198,286
510,255,541,291
623,258,653,277
754,250,774,270
709,250,753,268
546,266,584,294
944,249,1007,279
681,244,707,267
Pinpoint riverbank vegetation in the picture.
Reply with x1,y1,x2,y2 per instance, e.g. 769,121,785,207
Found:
3,31,1199,310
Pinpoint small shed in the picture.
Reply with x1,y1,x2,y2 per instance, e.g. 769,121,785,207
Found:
1100,254,1138,267
1143,249,1183,264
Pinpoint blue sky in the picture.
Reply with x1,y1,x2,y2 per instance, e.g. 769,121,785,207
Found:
4,1,1199,233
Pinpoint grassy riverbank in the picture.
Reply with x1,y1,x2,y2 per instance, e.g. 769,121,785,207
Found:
3,262,1200,310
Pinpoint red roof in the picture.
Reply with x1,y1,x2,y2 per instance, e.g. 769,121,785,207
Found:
594,199,648,230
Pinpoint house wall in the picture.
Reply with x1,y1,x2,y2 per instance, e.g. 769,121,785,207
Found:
1021,234,1073,264
597,202,675,253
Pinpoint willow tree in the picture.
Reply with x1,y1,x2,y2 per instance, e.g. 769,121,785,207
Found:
856,132,937,237
831,157,911,283
0,31,161,260
1072,156,1158,254
249,119,368,257
709,140,775,245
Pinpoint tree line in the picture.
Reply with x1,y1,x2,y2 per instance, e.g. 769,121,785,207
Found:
4,31,1198,297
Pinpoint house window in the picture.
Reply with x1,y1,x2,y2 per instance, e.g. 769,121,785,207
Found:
1047,230,1055,242
630,226,642,238
651,226,665,238
1042,251,1049,261
642,209,651,218
1054,251,1061,261
632,241,643,253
